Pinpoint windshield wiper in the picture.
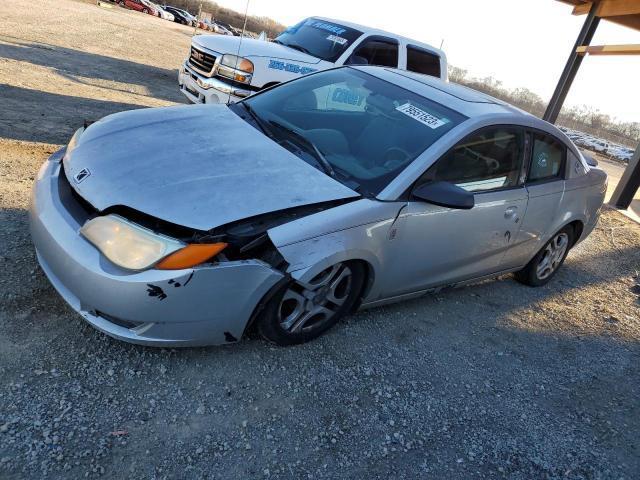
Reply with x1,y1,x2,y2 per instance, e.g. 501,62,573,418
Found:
268,120,336,178
284,43,313,56
242,103,274,139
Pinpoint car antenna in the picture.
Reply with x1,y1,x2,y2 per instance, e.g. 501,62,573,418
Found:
227,0,251,105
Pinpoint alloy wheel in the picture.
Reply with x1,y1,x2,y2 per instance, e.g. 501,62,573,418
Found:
536,232,569,280
278,263,353,333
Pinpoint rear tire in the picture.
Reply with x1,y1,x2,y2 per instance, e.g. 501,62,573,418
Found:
258,261,365,346
514,226,574,287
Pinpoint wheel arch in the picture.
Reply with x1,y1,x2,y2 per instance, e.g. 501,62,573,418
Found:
566,219,584,246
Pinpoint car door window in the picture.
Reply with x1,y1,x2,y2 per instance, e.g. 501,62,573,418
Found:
529,133,565,182
425,127,525,192
406,46,441,78
349,37,398,67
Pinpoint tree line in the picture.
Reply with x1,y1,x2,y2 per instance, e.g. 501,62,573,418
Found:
449,66,639,148
164,0,285,36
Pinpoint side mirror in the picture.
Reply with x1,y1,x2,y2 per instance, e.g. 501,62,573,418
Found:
581,151,598,167
412,181,474,209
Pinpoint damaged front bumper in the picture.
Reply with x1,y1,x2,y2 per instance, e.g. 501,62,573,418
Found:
29,155,284,347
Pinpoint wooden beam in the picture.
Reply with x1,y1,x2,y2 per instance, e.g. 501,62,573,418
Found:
576,43,640,54
573,2,594,15
573,0,640,17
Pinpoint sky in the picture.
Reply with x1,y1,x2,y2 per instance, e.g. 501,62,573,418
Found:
213,0,639,123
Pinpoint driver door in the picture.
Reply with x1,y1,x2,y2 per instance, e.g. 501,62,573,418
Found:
381,126,529,297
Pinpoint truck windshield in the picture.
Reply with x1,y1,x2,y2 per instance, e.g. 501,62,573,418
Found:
274,18,362,63
239,68,466,195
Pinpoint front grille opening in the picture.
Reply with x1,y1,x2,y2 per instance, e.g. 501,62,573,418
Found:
188,47,216,74
58,163,97,222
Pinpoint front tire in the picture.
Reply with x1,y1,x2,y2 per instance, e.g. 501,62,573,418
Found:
514,226,574,286
258,262,365,346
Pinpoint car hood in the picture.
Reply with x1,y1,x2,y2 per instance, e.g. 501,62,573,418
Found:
64,104,359,231
192,35,322,65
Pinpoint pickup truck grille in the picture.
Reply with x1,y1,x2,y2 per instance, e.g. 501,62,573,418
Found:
188,47,216,75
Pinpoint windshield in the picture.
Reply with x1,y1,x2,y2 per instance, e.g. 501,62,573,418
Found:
275,18,362,62
239,68,466,195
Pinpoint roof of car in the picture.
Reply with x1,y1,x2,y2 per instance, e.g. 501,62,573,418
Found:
354,66,539,121
312,17,445,58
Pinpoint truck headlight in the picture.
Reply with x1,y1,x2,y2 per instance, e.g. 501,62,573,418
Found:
80,215,226,271
218,54,254,84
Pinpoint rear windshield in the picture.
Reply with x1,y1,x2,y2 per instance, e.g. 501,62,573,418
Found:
241,68,466,195
275,18,362,63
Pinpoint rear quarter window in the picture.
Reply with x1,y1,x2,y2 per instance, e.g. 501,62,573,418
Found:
529,133,565,182
406,46,441,78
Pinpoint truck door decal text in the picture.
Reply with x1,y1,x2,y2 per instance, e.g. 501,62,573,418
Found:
268,60,317,75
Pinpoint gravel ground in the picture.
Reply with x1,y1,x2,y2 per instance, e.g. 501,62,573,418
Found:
1,1,640,479
0,0,190,145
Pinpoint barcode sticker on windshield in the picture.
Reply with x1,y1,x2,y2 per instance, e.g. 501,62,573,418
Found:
326,34,348,45
396,103,447,129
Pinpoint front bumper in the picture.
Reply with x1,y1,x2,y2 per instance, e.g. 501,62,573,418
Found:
29,155,284,347
178,62,251,104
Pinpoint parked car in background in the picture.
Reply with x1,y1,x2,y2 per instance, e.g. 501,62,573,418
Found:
216,22,234,35
589,139,609,153
179,16,448,104
162,5,195,25
30,66,606,347
150,2,174,21
607,145,635,163
118,0,157,16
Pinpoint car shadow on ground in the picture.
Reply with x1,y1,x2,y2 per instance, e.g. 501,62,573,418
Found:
0,36,184,103
0,84,155,144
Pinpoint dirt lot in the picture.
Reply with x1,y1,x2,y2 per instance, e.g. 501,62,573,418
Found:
1,1,640,479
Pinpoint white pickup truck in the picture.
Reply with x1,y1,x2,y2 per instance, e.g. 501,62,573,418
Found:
178,17,448,104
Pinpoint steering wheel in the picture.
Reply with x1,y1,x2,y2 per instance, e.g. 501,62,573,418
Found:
381,147,412,169
485,157,500,172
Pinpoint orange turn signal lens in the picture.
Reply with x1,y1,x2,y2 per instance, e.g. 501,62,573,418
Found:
155,243,227,270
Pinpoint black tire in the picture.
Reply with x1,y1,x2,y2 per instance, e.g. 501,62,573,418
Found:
118,0,124,6
142,8,148,13
257,261,365,346
514,225,574,287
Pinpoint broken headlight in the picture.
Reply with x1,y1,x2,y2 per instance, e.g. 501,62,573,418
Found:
80,214,227,271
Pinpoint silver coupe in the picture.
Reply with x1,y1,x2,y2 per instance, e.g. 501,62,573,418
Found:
29,66,607,346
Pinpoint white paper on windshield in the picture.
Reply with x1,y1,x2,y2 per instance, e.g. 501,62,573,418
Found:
326,34,348,45
396,103,447,129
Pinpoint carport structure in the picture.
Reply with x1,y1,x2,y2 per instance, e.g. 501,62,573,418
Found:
546,1,639,210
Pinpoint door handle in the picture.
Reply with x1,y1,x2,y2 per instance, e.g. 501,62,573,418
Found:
504,206,518,219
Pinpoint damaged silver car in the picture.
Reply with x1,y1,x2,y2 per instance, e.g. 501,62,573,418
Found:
29,66,607,347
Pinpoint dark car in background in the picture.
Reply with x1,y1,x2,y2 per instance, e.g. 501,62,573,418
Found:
162,5,196,25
